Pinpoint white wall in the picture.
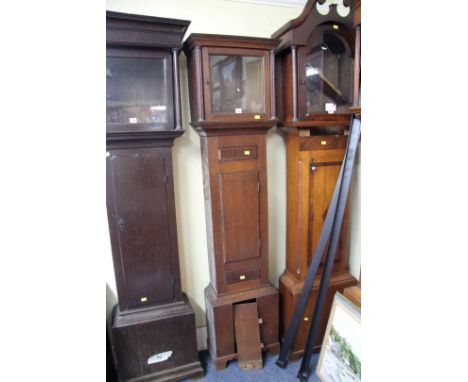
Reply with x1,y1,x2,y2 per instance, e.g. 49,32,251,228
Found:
105,0,361,328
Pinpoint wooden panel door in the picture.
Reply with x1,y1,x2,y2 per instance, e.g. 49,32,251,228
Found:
204,133,269,294
107,147,178,310
219,170,261,264
308,159,349,273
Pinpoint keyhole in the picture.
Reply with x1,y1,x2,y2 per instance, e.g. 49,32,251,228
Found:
118,217,124,231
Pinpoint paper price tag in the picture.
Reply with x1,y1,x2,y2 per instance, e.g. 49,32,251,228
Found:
325,103,336,114
147,351,173,364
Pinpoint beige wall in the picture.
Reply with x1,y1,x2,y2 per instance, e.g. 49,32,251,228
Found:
105,0,361,327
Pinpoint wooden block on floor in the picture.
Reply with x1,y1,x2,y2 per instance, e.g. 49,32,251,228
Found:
234,302,262,370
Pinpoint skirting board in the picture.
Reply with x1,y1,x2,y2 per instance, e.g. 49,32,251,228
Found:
197,326,208,351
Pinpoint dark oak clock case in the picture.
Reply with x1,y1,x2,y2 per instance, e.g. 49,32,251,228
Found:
106,11,202,382
272,0,359,359
184,34,280,370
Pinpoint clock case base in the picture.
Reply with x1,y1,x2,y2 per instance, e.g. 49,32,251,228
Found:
111,294,203,382
204,283,280,370
279,269,356,360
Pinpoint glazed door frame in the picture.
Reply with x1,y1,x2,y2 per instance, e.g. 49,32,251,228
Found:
201,47,271,122
106,47,174,134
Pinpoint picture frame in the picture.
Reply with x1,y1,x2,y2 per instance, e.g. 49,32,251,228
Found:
316,292,361,382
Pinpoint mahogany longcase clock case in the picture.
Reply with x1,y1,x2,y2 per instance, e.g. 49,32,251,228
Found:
272,0,360,359
106,11,203,382
184,34,281,370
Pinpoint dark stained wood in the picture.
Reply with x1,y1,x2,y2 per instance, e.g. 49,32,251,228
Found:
184,34,280,370
107,327,118,382
234,302,263,370
184,33,279,52
192,120,277,137
106,11,189,49
184,34,280,124
291,45,298,121
272,0,354,48
201,47,272,122
107,147,182,311
106,11,202,382
112,296,203,382
171,48,182,130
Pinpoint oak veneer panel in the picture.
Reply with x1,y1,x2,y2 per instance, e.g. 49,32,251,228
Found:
219,170,261,264
201,134,269,295
278,127,356,357
308,159,350,273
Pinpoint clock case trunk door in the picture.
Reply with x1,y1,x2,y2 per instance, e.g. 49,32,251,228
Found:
106,144,182,311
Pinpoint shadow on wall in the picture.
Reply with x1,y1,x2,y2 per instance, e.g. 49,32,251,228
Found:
106,283,118,327
106,284,118,382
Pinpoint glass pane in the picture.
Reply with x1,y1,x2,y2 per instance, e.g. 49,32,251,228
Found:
106,57,169,124
304,32,352,115
209,55,265,114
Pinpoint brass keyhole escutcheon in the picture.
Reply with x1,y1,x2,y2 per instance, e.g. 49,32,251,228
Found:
244,150,251,156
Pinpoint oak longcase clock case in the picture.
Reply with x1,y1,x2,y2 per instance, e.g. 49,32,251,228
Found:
272,0,359,359
184,34,280,370
106,11,202,382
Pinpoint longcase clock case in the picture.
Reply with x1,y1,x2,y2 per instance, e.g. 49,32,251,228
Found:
272,0,359,359
106,11,202,382
184,34,281,370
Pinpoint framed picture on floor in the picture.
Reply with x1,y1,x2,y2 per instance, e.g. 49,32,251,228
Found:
316,292,361,382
